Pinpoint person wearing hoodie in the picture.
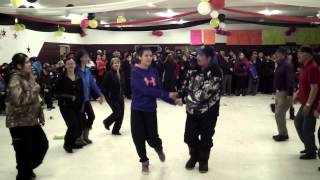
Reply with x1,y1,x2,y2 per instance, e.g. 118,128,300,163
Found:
130,46,181,174
102,57,125,135
176,46,222,173
6,53,48,180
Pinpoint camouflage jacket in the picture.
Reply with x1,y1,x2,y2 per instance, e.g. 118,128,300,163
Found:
5,70,44,128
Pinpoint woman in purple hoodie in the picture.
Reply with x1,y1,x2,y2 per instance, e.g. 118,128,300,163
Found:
131,47,181,174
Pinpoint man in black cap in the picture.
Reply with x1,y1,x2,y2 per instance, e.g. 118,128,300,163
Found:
294,46,320,160
177,46,222,173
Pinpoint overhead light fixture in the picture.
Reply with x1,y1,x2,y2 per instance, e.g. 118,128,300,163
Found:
147,2,156,7
258,9,281,16
156,9,179,18
174,19,188,24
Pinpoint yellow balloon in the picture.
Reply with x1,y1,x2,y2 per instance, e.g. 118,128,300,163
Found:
210,18,220,28
89,20,98,28
117,16,127,23
10,0,23,8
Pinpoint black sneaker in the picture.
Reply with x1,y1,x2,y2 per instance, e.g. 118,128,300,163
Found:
300,153,317,160
72,144,83,149
63,145,73,153
272,135,289,142
300,150,307,154
112,132,122,136
103,120,110,130
199,161,208,173
31,171,36,179
155,150,166,162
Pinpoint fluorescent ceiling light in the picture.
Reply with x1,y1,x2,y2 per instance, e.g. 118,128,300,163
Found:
23,2,42,8
66,14,83,20
155,9,179,17
147,3,156,7
174,19,188,24
258,9,281,16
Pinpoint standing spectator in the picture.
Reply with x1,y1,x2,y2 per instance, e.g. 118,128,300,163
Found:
96,54,108,86
39,63,55,110
260,55,275,94
273,48,295,142
0,76,6,114
220,55,234,96
294,46,320,160
247,59,259,96
163,54,177,92
6,53,48,180
234,52,249,96
122,54,133,99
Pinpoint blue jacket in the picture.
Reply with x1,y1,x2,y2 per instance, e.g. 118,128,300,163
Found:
249,63,258,79
76,66,102,102
131,65,175,112
32,61,42,79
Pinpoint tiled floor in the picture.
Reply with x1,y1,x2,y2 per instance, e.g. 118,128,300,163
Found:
0,95,319,180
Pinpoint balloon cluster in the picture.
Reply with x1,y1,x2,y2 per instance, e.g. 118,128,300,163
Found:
117,16,127,24
285,27,297,36
152,30,164,37
197,0,226,29
13,23,26,31
11,0,38,8
55,26,66,37
80,13,99,29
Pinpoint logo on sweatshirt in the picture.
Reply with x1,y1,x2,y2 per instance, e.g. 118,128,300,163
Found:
144,77,156,87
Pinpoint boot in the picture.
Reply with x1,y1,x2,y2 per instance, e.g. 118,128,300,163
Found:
198,150,210,173
75,132,87,146
289,107,295,120
185,146,198,170
83,128,92,144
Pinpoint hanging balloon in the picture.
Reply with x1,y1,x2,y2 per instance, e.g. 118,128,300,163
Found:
88,13,96,20
89,20,99,28
27,0,38,2
210,10,219,18
10,0,23,8
218,14,226,22
197,2,211,15
219,22,226,29
20,24,26,30
210,18,220,28
80,19,89,28
211,0,225,10
13,24,20,31
117,16,127,23
54,31,64,37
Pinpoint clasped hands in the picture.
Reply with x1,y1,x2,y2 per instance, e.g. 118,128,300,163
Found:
169,92,183,106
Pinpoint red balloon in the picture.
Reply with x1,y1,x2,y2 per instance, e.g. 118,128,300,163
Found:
80,19,89,28
211,0,225,10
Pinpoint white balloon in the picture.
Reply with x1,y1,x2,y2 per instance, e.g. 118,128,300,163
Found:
219,23,226,29
197,2,211,16
210,10,219,18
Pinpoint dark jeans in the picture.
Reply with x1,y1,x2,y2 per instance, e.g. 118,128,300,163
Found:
294,105,318,154
44,90,53,108
0,94,6,112
84,101,95,129
124,78,131,99
9,125,48,180
184,108,218,151
104,98,125,133
164,79,176,92
60,106,83,146
248,78,259,95
131,110,163,162
222,74,232,95
235,75,248,96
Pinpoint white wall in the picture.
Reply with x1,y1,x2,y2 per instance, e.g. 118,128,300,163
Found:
0,24,293,64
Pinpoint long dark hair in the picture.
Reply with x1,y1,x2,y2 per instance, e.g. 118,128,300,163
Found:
5,53,28,84
75,49,89,66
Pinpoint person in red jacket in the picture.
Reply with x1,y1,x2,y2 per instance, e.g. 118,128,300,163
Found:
96,54,108,86
234,52,250,96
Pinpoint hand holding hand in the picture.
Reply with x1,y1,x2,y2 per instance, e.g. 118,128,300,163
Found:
169,92,179,100
175,99,183,106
